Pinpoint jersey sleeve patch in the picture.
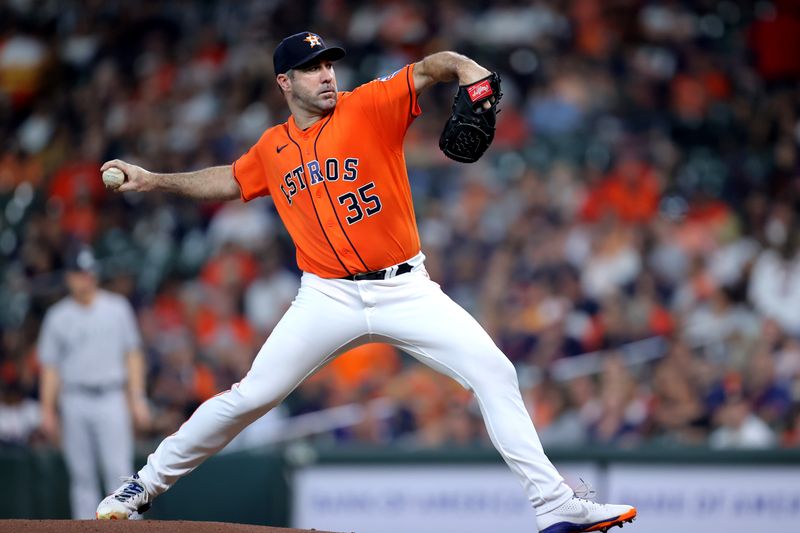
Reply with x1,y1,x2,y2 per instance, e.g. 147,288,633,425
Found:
377,67,404,82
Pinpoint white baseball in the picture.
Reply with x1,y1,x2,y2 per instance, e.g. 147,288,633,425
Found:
102,167,126,189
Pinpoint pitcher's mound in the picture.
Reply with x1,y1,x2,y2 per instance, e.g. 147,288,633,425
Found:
0,521,346,533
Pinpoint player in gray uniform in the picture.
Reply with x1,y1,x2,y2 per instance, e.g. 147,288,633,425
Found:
38,246,150,519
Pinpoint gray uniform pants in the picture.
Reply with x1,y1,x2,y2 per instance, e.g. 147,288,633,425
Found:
60,390,133,519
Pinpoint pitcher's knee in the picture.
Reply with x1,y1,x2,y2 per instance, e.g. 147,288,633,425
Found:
466,348,519,387
488,351,519,383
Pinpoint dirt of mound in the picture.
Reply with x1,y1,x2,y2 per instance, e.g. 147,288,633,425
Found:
0,520,349,533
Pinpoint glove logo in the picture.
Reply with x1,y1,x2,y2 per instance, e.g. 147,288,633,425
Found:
467,80,493,102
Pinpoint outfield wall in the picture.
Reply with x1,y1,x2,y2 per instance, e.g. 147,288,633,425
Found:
1,446,798,532
290,447,800,533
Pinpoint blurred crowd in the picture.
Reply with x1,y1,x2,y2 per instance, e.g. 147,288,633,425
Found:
1,0,799,452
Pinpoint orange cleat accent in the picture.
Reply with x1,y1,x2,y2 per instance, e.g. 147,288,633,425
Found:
586,507,637,532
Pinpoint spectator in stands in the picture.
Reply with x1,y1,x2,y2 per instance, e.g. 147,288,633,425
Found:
709,394,777,449
0,378,41,446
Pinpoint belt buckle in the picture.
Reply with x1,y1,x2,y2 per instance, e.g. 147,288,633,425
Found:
353,270,379,281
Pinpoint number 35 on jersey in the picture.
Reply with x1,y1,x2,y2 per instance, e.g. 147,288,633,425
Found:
280,157,383,225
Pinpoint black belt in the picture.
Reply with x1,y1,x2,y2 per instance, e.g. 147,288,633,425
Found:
340,262,413,281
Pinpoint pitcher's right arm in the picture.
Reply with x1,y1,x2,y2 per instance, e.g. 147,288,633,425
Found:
101,160,241,201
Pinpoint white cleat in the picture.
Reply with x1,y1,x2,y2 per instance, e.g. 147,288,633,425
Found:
96,474,152,520
537,496,637,533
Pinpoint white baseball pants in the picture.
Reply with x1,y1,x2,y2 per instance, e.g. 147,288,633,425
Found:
138,254,572,514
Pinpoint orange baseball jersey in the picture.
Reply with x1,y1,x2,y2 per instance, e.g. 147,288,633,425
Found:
233,64,422,278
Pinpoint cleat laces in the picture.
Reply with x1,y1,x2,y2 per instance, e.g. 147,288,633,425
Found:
574,477,597,502
114,477,145,503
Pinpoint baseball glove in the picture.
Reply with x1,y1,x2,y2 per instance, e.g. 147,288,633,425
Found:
439,72,502,163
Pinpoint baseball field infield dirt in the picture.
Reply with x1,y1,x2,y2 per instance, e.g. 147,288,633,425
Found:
0,521,347,533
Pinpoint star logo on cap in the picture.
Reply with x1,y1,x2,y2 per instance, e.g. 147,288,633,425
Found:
304,33,322,47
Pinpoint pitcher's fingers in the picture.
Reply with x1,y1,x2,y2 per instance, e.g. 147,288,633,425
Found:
117,181,136,193
101,159,128,173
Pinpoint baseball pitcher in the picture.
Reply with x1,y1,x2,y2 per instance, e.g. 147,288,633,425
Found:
96,32,636,532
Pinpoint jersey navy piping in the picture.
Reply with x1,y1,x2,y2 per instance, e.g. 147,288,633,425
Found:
285,127,352,276
314,114,370,272
405,65,414,117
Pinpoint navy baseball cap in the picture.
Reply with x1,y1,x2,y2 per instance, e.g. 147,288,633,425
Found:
273,32,346,75
65,245,98,274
